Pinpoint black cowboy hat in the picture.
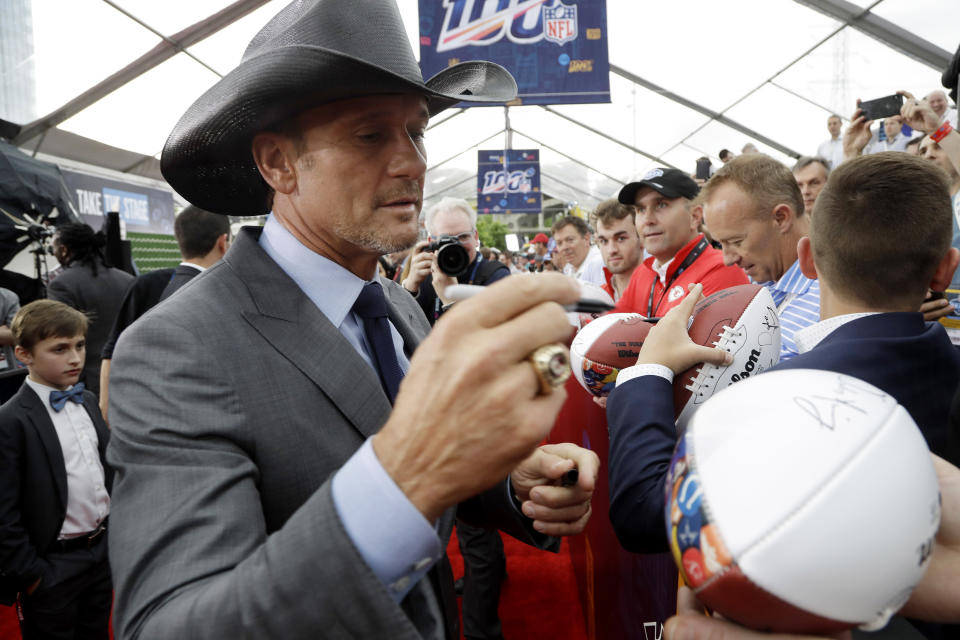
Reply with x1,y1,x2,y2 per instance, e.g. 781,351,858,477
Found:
161,0,517,216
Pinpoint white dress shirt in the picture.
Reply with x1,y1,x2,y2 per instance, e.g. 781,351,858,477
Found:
793,313,878,354
816,137,843,169
24,377,110,538
565,245,607,286
867,134,910,154
941,108,958,128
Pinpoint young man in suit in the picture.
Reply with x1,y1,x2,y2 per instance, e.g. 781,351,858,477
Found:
0,300,112,639
157,205,230,302
606,152,960,639
106,1,598,639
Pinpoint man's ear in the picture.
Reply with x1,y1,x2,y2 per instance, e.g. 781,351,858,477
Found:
930,247,960,292
689,204,704,229
251,132,297,196
216,233,229,257
773,204,795,233
797,236,818,280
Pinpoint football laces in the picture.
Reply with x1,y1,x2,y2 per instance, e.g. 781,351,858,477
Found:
685,324,743,396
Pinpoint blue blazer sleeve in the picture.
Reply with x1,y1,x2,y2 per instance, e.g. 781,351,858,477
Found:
606,375,676,553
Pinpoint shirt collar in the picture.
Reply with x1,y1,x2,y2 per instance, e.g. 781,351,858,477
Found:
793,312,878,353
645,234,703,284
652,257,674,284
762,259,815,295
24,376,78,404
258,215,378,328
576,246,600,276
179,261,206,272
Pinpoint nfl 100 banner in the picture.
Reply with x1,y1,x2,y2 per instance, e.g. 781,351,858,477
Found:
477,149,542,214
419,0,610,106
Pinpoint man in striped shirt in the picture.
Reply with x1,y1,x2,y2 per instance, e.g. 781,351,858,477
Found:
699,154,820,360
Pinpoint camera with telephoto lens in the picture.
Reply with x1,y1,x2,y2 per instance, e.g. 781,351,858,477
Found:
422,235,470,277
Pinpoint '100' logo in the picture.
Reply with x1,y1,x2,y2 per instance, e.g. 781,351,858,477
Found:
437,0,577,52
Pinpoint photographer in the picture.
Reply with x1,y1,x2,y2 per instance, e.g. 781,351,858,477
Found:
403,197,510,326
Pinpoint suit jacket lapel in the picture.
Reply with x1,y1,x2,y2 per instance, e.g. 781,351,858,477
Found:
228,228,393,440
18,385,68,510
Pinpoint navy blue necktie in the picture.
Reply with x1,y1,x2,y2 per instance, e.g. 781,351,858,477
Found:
352,282,404,403
50,382,85,412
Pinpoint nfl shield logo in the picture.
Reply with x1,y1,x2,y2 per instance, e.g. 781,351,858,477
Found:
543,1,577,46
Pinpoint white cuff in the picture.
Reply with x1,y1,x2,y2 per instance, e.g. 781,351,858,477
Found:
616,363,674,386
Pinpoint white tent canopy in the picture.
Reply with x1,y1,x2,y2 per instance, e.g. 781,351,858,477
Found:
1,0,956,213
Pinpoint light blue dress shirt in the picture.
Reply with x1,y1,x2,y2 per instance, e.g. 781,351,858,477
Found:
760,259,821,361
259,216,441,602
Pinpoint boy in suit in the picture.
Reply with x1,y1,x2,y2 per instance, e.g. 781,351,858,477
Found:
0,300,112,640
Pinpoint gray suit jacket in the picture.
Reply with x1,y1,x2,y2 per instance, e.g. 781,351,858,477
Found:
107,227,548,639
47,261,134,396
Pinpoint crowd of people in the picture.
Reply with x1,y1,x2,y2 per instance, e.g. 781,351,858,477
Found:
1,1,959,639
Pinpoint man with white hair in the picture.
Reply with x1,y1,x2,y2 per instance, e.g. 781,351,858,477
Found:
403,197,509,326
927,89,958,127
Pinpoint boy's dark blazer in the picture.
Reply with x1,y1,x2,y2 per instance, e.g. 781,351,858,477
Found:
0,382,112,605
606,312,960,555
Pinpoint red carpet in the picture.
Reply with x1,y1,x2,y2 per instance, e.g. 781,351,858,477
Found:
448,529,588,640
0,532,585,640
1,604,19,639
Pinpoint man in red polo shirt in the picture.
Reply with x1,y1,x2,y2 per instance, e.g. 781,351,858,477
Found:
614,168,748,317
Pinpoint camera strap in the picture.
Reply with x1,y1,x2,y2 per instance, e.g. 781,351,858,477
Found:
467,256,482,285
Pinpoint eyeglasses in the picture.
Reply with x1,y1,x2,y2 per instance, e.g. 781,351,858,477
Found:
450,230,475,244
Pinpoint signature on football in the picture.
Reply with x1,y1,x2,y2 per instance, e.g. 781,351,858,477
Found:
792,376,888,431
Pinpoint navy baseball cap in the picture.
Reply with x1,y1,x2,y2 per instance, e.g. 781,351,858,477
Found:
618,168,700,204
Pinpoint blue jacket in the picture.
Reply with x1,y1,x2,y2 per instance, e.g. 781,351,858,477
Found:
606,313,960,554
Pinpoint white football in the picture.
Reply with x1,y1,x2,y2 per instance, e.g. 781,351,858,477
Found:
570,313,652,397
666,369,940,634
674,284,781,429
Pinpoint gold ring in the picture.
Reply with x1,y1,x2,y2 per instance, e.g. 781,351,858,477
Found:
528,344,571,394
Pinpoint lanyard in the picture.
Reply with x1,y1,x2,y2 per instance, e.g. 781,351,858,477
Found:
647,237,708,317
434,256,483,319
